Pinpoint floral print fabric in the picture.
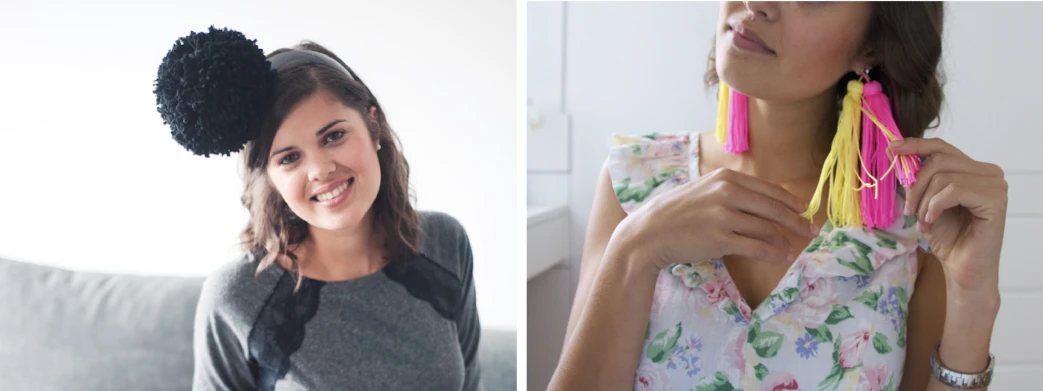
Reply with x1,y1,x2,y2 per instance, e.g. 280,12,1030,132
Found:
609,132,930,391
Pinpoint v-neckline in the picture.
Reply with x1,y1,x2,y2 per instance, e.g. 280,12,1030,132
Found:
691,131,830,323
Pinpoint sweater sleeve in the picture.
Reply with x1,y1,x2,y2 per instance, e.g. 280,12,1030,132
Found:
191,273,258,391
456,224,484,391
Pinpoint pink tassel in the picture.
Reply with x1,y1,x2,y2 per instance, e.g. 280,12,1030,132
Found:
860,80,921,229
725,89,749,154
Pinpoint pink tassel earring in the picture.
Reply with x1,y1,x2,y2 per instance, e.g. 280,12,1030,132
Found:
858,67,922,229
715,83,750,155
726,88,750,154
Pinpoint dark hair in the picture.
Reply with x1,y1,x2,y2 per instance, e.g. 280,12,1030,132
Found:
705,2,946,144
238,41,421,289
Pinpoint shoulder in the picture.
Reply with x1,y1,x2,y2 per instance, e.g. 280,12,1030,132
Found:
418,211,472,280
196,255,280,328
607,131,702,214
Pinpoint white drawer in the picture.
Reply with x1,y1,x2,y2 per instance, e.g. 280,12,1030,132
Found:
527,205,569,279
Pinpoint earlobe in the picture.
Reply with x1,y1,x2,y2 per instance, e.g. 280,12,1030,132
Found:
368,106,378,123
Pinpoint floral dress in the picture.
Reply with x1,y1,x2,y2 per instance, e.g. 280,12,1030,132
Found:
608,132,931,391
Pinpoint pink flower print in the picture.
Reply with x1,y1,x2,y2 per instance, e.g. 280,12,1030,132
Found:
785,278,839,327
738,302,752,321
857,364,889,391
839,328,872,369
871,252,890,269
721,329,747,372
703,278,731,305
760,371,801,391
635,364,673,391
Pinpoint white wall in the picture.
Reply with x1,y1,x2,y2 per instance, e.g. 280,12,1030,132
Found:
0,0,517,330
530,1,1043,386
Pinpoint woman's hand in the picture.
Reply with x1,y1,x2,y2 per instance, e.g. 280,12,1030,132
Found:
615,167,820,276
890,137,1007,294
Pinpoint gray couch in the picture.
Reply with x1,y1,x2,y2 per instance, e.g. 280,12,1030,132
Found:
0,256,516,390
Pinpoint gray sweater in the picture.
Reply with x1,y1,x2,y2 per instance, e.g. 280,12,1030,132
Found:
192,212,482,390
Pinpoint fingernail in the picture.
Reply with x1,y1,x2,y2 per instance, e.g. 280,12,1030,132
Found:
787,254,797,263
889,140,904,149
915,222,922,233
809,223,819,236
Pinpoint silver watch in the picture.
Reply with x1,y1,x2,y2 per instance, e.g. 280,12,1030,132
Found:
930,344,995,388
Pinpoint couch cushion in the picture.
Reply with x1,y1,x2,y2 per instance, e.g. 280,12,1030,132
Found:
0,256,517,390
0,256,203,391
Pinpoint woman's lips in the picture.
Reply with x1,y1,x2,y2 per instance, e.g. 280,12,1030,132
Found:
729,26,775,55
312,177,353,208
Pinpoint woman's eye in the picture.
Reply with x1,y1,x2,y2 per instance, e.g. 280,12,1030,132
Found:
325,130,346,144
279,152,300,165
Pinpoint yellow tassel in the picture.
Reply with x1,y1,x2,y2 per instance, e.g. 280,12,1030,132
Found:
802,80,864,228
715,83,730,145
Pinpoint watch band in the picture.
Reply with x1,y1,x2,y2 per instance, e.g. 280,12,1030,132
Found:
930,344,995,388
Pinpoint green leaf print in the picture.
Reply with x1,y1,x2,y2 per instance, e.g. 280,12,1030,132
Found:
882,375,895,391
817,364,845,391
641,132,659,140
838,248,874,275
819,337,847,391
692,372,737,391
631,144,643,155
754,363,769,381
779,287,800,302
645,322,682,364
644,322,651,341
723,303,740,316
896,287,910,319
749,325,784,358
895,286,910,348
822,220,836,234
806,325,834,343
876,234,898,250
853,287,883,310
873,332,893,354
898,326,907,349
804,235,825,254
824,304,854,325
903,214,918,229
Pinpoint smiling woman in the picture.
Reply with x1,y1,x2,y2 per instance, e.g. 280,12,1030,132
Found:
154,27,482,390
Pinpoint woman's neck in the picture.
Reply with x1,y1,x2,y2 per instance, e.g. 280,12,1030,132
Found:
708,89,837,185
294,209,387,281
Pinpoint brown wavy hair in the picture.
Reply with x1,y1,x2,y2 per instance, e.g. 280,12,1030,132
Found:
238,41,421,289
705,2,946,146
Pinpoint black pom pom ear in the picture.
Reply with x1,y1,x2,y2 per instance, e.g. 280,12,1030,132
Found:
154,26,274,157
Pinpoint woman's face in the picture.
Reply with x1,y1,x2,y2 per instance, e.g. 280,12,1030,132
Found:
715,1,873,101
266,91,382,232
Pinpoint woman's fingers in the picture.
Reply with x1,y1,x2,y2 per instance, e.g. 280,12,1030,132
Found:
724,209,794,255
722,233,794,264
922,176,1007,227
706,169,816,238
903,152,997,215
888,137,967,159
708,168,807,214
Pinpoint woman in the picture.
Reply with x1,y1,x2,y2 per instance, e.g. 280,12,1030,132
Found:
551,2,1005,390
153,27,481,390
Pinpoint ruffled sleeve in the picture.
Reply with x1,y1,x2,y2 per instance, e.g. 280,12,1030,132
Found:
607,132,700,214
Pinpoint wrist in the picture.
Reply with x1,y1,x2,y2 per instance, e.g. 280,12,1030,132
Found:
607,216,660,279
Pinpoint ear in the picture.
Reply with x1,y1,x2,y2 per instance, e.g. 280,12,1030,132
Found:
368,106,378,124
852,48,876,74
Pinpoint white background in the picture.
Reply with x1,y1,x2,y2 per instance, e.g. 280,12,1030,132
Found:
528,2,1043,389
0,0,517,330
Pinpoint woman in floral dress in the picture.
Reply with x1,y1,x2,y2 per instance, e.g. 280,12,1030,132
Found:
551,2,1006,390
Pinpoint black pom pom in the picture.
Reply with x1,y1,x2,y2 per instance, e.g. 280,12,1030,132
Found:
154,26,274,157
